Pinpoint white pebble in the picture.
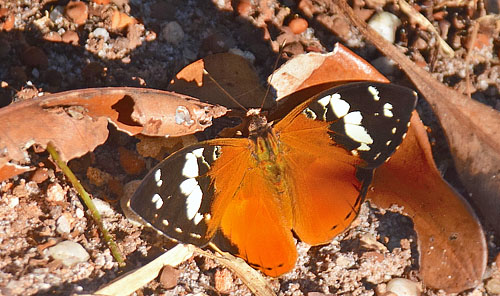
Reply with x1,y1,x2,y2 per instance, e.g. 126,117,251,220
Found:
368,12,401,44
92,28,110,41
56,215,71,234
47,240,90,266
8,196,19,208
92,198,114,217
162,21,184,44
46,183,65,202
386,278,421,296
75,208,84,219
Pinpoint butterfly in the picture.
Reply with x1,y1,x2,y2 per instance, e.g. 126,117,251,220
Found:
127,82,417,276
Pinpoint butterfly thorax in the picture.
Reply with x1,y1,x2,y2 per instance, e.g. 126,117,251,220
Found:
246,110,287,190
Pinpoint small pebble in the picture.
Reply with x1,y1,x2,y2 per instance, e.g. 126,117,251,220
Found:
386,278,421,296
92,0,110,4
46,240,90,267
8,196,19,208
31,168,49,183
65,1,88,26
214,268,233,293
46,183,66,202
62,30,79,45
56,215,71,234
486,278,500,294
159,265,180,289
110,10,137,30
289,17,308,34
92,198,114,217
43,31,62,42
162,21,184,45
75,208,85,219
92,27,110,41
368,11,401,44
0,8,14,31
237,0,252,17
49,6,64,24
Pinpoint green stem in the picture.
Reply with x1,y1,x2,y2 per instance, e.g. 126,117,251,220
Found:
46,143,125,267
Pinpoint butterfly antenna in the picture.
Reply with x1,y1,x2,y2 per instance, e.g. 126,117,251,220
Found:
260,41,286,109
203,69,248,112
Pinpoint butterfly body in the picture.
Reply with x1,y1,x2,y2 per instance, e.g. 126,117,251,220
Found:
128,82,417,276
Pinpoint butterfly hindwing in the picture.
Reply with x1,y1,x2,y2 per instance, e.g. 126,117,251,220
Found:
128,143,222,246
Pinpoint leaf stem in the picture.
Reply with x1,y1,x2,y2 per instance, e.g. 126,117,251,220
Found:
46,143,125,266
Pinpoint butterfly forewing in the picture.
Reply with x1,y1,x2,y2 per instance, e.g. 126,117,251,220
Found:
128,143,222,246
301,82,417,168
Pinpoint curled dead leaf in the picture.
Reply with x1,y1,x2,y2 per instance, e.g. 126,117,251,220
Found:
0,87,227,181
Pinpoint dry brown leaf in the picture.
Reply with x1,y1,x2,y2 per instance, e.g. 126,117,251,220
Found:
0,87,227,181
170,52,268,109
367,113,486,292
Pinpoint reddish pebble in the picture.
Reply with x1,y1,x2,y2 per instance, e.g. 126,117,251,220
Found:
43,31,62,42
289,17,308,34
110,10,137,31
62,30,79,45
237,0,252,17
46,183,66,202
214,268,233,294
22,46,48,69
119,147,145,175
65,1,88,26
0,8,14,31
92,0,110,4
471,32,492,50
159,265,180,289
31,168,49,183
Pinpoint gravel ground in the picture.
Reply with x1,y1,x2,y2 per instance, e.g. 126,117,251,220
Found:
0,0,499,295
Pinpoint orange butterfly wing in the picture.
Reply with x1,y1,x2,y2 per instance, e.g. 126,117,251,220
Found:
203,138,297,276
275,114,364,245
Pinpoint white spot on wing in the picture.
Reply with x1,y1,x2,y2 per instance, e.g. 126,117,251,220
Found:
368,86,380,101
186,185,203,220
192,147,204,158
386,140,392,146
155,169,161,182
344,111,363,125
383,103,394,118
345,125,373,146
357,143,371,151
175,227,182,233
162,219,169,226
330,94,350,118
180,178,198,195
317,95,331,107
156,179,163,187
193,212,204,225
182,152,199,178
190,233,202,239
152,193,163,209
391,127,397,134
